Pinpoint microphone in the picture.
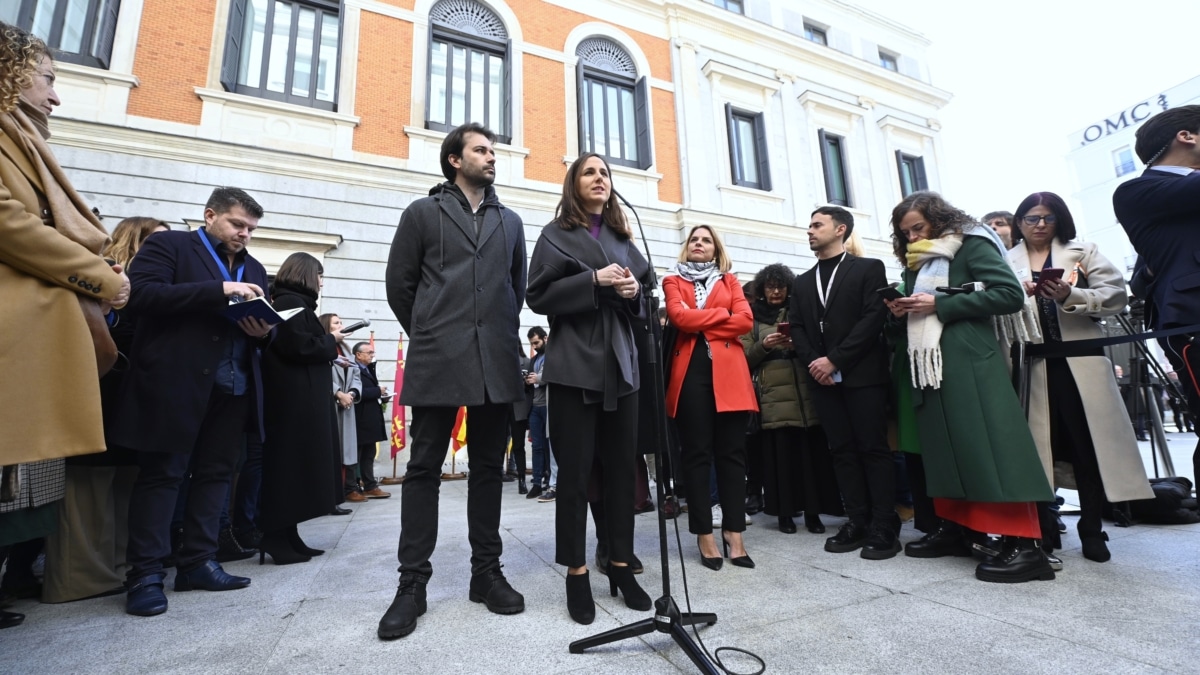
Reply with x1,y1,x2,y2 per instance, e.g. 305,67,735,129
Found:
341,318,371,334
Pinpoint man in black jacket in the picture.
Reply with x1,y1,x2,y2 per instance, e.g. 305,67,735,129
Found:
790,207,898,560
379,123,527,640
352,341,391,499
1113,105,1200,483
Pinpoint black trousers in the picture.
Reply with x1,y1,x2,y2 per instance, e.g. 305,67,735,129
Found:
744,431,763,498
126,389,249,581
1045,358,1107,539
811,383,894,526
396,402,507,580
674,350,748,535
357,442,380,491
549,384,637,568
903,452,938,534
1163,333,1200,484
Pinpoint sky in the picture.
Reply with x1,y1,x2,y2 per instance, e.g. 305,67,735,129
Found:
847,0,1196,218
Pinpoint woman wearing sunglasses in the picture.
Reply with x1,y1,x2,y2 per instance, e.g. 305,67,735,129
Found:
1007,192,1152,565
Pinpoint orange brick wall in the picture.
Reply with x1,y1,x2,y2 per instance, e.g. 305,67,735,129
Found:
126,0,216,125
522,53,568,185
353,12,413,159
651,88,681,204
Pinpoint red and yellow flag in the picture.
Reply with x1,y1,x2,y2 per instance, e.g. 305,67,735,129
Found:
389,334,406,459
451,406,467,453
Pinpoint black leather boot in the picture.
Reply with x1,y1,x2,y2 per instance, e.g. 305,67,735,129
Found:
607,564,651,610
565,572,595,625
216,526,257,563
1080,531,1111,562
860,521,901,560
378,576,427,640
975,537,1056,583
468,568,525,614
517,478,528,495
904,521,972,558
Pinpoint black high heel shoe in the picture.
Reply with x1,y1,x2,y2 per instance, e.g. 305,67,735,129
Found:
722,534,756,569
565,571,595,625
607,564,651,610
258,532,312,565
697,536,723,571
286,526,324,556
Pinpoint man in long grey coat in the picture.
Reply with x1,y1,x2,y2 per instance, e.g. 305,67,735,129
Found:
378,123,528,640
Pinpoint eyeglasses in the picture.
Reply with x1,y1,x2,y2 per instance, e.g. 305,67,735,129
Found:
1021,214,1057,226
356,350,374,355
763,285,787,293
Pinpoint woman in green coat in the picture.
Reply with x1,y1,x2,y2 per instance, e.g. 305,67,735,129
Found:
740,264,843,535
886,191,1055,584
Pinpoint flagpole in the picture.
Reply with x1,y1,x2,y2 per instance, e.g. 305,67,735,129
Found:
381,332,406,485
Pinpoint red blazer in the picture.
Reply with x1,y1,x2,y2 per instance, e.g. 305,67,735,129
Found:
663,274,758,418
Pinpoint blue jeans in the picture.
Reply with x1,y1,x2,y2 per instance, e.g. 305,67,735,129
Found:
528,405,557,487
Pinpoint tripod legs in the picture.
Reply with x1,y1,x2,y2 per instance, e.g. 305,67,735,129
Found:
569,595,718,673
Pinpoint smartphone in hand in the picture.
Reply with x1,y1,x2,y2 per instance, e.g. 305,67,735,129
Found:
876,282,904,301
1033,268,1065,295
777,321,792,337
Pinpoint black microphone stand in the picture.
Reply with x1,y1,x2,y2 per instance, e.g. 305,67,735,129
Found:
568,192,720,674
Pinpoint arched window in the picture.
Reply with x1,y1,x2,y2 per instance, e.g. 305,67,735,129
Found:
427,0,510,142
4,0,121,69
576,38,650,170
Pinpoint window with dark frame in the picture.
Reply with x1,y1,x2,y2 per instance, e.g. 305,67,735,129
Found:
803,23,827,46
895,151,928,196
576,38,650,170
220,0,341,111
818,129,850,206
708,0,744,13
426,0,510,142
725,104,771,191
879,49,899,71
5,0,121,69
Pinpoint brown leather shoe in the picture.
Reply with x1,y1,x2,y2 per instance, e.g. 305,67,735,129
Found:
363,487,392,499
345,491,368,503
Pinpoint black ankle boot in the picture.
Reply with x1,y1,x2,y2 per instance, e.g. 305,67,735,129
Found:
607,564,651,610
904,521,972,558
258,532,311,565
378,576,427,639
518,478,528,495
975,537,1055,583
565,572,595,625
1080,531,1111,562
778,516,797,534
216,526,257,563
286,526,324,556
804,513,825,534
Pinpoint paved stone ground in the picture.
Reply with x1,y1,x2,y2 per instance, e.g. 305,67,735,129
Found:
3,435,1199,674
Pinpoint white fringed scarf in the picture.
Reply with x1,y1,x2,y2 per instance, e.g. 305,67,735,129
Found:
904,223,1040,389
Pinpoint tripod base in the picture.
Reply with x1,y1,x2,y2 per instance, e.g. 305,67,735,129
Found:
569,595,719,673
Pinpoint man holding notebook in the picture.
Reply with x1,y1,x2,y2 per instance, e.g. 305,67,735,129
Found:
113,187,273,617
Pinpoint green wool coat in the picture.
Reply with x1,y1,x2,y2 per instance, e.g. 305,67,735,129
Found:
740,307,820,429
900,236,1052,503
885,282,921,454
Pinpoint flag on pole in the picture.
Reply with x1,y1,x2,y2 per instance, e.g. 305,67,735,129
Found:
451,407,467,453
389,333,407,459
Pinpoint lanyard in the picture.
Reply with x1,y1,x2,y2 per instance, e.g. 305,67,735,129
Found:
199,229,244,283
815,252,847,309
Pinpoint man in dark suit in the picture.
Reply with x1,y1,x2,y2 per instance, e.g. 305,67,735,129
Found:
790,206,898,560
379,123,527,640
1113,104,1200,483
113,187,274,617
352,341,391,499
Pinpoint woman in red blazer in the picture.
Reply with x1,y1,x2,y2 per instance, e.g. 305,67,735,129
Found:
664,225,758,570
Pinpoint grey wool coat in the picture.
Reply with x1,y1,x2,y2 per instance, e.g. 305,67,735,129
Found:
386,182,527,407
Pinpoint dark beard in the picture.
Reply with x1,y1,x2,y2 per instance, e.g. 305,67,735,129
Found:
462,163,495,188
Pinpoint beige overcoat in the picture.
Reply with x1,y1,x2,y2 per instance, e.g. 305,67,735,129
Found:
0,132,121,465
1007,239,1154,502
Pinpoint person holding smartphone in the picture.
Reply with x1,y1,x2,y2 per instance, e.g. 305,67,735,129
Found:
1007,192,1152,564
740,264,842,536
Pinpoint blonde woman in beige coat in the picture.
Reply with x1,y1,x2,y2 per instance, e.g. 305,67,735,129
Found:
1007,192,1153,564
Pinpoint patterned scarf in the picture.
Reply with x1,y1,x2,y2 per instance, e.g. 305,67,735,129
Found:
904,222,1039,389
671,261,722,309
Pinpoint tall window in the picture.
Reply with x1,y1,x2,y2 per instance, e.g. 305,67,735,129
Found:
896,151,928,196
818,129,850,206
708,0,744,13
879,49,899,72
427,0,510,141
1113,146,1136,177
221,0,341,111
576,38,650,170
5,0,121,69
725,104,770,191
803,23,827,46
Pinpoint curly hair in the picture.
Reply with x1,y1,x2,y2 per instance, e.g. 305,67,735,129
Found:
101,217,169,268
889,191,975,266
0,22,48,114
752,263,795,301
